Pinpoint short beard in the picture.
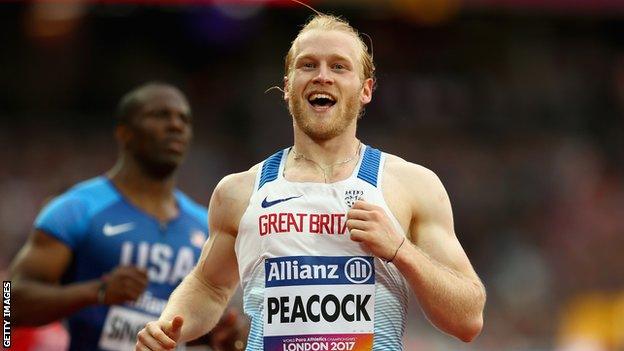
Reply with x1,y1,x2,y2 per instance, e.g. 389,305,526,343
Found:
134,154,179,180
289,92,361,141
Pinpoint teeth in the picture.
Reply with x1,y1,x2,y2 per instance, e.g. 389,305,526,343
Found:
309,93,335,102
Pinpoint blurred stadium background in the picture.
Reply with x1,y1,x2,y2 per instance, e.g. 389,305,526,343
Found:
1,0,623,350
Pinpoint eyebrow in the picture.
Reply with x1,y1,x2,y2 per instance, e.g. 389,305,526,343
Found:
295,53,354,64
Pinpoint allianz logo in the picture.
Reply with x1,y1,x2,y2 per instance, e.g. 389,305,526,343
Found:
266,257,372,284
344,257,372,284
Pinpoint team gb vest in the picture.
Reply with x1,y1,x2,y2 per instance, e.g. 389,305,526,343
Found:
235,144,409,351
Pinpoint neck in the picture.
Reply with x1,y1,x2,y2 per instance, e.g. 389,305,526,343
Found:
107,155,176,206
288,126,362,183
292,128,360,166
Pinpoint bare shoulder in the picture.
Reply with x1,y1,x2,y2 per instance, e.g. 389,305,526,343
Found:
213,164,259,202
383,153,445,194
382,153,451,228
209,164,260,234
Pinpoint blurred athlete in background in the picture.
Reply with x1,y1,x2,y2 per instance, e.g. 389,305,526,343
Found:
9,82,245,351
137,14,485,351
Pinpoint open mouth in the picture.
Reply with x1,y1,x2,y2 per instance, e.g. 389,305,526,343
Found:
164,138,187,154
307,93,336,111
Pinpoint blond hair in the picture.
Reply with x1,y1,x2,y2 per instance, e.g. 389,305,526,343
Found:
284,14,376,86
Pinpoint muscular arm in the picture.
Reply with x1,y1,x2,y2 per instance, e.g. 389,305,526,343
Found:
9,230,99,326
393,164,485,342
156,171,254,343
347,159,485,342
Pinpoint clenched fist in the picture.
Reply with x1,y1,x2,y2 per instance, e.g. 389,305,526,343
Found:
100,265,149,305
346,200,406,261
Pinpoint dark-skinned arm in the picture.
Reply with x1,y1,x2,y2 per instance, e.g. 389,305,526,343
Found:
10,230,148,326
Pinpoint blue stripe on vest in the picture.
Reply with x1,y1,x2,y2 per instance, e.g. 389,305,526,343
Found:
357,146,382,187
258,150,283,190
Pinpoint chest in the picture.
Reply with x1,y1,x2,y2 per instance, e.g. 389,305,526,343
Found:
380,173,412,237
242,180,403,256
75,209,206,285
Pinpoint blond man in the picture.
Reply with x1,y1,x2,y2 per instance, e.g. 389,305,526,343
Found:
136,14,486,351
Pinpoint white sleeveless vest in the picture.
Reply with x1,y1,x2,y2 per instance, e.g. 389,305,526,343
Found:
235,144,409,351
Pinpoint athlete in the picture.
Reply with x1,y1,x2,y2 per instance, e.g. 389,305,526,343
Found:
136,15,486,351
9,82,243,350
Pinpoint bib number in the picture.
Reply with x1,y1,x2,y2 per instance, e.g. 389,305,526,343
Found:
264,256,375,351
98,306,186,351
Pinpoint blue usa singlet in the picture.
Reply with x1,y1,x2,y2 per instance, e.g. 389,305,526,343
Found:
35,176,207,351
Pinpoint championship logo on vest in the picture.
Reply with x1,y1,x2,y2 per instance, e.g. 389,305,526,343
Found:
344,190,364,208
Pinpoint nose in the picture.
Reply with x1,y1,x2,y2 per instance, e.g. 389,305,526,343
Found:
167,113,188,133
312,63,333,85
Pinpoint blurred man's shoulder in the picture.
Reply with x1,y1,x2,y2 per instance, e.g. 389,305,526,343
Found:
44,176,117,210
64,176,111,196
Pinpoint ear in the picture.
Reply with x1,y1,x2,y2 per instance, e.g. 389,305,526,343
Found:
114,124,132,148
360,78,374,105
283,76,290,101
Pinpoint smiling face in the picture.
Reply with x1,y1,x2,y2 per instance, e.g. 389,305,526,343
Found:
285,29,373,141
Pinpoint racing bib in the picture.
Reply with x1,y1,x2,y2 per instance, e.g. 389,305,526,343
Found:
98,306,186,351
264,256,375,351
